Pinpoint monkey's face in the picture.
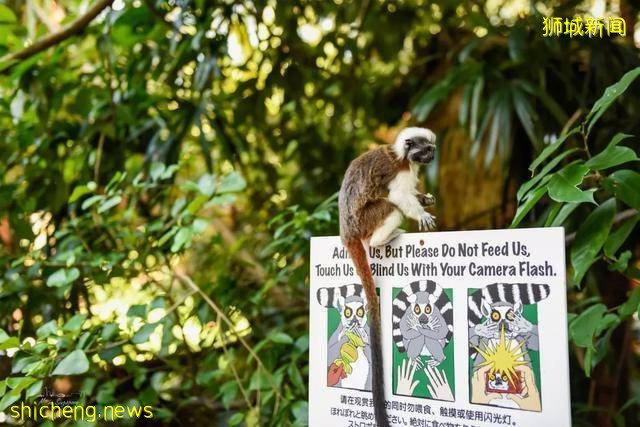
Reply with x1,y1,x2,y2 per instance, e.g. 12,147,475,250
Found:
481,302,521,336
340,300,367,330
405,135,436,164
412,302,432,325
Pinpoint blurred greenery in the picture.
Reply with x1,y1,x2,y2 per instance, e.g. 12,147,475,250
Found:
0,0,639,426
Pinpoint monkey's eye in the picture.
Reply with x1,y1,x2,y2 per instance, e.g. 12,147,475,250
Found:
344,307,353,318
506,310,515,321
489,373,495,381
501,374,508,382
413,305,420,315
405,139,414,148
424,305,432,314
356,307,364,317
491,311,501,321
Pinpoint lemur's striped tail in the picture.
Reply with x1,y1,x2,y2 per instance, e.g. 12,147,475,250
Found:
316,284,364,308
468,283,550,328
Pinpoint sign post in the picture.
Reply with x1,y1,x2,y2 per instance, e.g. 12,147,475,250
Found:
309,228,571,426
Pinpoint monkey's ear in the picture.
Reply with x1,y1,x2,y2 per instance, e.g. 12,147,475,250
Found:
514,301,523,314
480,299,491,317
336,296,345,311
407,293,417,303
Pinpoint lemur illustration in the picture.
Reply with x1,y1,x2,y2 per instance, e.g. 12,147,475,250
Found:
392,280,453,367
468,283,550,365
317,284,372,390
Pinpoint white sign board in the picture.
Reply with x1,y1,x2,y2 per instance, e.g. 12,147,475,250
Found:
309,228,571,427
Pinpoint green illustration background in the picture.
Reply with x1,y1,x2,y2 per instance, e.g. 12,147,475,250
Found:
467,288,542,405
391,287,455,400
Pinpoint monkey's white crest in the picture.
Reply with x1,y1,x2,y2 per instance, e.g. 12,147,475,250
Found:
393,127,436,159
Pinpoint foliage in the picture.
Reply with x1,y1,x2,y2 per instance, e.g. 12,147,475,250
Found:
0,0,639,426
512,67,640,422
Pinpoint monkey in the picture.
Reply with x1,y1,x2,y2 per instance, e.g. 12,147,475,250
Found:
392,280,453,370
468,283,550,365
339,127,437,427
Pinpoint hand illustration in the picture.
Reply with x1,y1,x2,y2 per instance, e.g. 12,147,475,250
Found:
470,365,502,404
426,316,440,331
474,321,498,339
424,365,454,401
396,359,419,395
327,362,346,387
512,313,534,334
508,365,542,411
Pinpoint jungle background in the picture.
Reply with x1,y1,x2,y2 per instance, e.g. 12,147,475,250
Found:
0,0,639,425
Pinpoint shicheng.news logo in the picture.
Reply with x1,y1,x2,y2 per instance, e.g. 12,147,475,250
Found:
543,16,626,38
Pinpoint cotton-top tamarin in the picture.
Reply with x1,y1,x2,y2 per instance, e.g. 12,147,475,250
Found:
339,127,437,427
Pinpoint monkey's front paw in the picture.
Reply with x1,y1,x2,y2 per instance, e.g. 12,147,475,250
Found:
417,193,436,207
419,213,437,231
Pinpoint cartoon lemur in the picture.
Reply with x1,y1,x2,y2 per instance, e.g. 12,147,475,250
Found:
317,284,372,390
339,127,437,427
392,280,453,367
468,283,550,365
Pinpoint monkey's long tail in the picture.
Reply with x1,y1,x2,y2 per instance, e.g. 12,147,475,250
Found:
344,238,389,427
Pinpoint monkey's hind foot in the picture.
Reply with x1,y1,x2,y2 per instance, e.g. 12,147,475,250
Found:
418,193,436,207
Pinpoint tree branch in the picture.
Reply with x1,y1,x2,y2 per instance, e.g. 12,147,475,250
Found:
0,0,115,72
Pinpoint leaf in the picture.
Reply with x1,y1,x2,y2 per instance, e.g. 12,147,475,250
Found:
608,250,632,272
228,413,245,426
587,67,640,134
517,148,578,201
570,303,607,349
0,5,17,24
218,171,246,193
0,337,19,350
127,304,147,318
98,195,122,213
603,170,640,210
550,202,580,227
585,133,638,170
570,198,616,285
547,164,596,204
52,350,90,375
529,128,578,173
132,323,160,344
510,186,546,228
37,320,59,338
171,228,192,252
269,332,293,344
197,174,216,197
69,182,96,203
81,194,103,210
46,268,80,288
150,162,166,181
63,314,87,332
604,215,639,257
292,401,309,424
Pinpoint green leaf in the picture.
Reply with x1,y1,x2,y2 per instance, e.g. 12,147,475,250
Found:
517,148,578,201
587,67,640,134
292,401,309,424
69,182,96,203
550,202,580,227
132,323,160,344
98,195,122,213
0,337,19,350
269,332,293,344
101,323,119,341
510,186,546,228
81,194,104,210
585,133,638,170
570,198,616,285
604,215,639,257
547,163,596,204
63,314,87,332
618,288,640,318
52,350,90,375
608,250,632,272
603,169,640,210
0,5,17,24
570,303,607,349
197,174,216,196
0,390,21,411
150,162,166,181
228,413,245,426
171,228,192,252
37,320,59,338
529,128,578,173
127,304,147,318
218,171,246,193
46,268,80,288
